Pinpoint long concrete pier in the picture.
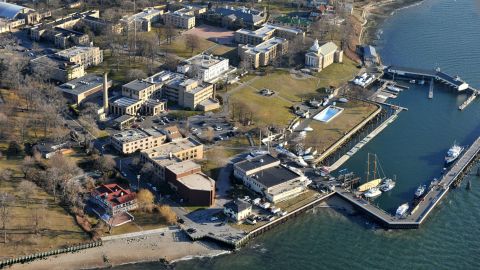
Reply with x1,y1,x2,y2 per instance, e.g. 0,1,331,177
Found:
386,66,478,92
336,135,480,229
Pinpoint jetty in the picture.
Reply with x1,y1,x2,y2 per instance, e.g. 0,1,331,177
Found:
335,135,480,229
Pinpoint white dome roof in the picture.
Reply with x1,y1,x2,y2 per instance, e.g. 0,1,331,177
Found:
309,39,320,52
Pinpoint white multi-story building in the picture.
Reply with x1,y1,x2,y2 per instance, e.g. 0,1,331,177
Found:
110,128,167,154
177,54,230,83
164,8,195,29
55,46,103,68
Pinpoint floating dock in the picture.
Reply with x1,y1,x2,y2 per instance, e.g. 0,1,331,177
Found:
336,135,480,229
428,77,434,99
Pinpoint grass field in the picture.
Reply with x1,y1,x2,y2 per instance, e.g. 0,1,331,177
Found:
230,78,295,127
107,210,168,236
200,136,250,180
0,173,89,259
304,100,378,153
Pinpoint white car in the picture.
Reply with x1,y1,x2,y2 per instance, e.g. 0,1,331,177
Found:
210,217,219,221
191,127,198,132
214,126,222,131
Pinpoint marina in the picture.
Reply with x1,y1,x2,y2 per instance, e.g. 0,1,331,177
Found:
335,135,480,229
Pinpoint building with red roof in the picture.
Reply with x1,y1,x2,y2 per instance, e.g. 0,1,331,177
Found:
90,184,138,225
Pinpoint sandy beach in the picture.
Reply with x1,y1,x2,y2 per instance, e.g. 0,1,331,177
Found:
9,227,228,270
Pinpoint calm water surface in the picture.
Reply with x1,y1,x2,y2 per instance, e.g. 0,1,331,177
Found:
114,0,480,269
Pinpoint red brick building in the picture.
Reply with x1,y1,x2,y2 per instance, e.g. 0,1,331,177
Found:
165,160,215,206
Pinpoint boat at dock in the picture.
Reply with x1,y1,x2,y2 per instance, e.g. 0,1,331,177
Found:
357,179,382,192
445,142,464,164
364,187,382,198
414,184,427,198
379,178,396,192
429,178,439,189
395,203,409,218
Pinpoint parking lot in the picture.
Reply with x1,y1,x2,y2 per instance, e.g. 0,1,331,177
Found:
188,115,239,142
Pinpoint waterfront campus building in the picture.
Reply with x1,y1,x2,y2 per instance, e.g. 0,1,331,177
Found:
233,154,310,203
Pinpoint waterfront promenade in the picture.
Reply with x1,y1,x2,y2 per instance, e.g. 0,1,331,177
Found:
336,135,480,229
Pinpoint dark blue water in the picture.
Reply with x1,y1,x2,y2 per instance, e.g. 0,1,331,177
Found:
113,0,480,269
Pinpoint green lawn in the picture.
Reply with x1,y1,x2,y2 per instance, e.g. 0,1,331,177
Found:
230,83,294,127
160,35,218,58
304,100,379,153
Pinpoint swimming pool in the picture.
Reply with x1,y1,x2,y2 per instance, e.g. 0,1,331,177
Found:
313,105,344,122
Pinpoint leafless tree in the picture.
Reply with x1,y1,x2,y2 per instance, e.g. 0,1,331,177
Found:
185,34,200,56
32,200,47,235
126,69,147,81
0,192,14,243
165,25,175,44
18,180,37,206
164,53,179,71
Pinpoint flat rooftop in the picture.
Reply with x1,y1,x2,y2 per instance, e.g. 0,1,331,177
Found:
145,70,184,85
178,173,214,191
235,154,278,172
56,74,109,96
252,165,301,188
166,160,200,175
111,128,164,143
187,54,228,69
112,97,142,107
245,37,286,54
142,137,202,157
127,8,162,21
55,46,98,59
123,79,154,91
31,55,80,70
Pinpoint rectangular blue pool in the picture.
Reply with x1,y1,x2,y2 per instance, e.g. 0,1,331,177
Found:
313,105,344,122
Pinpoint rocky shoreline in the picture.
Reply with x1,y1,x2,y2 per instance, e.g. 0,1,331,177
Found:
360,0,425,44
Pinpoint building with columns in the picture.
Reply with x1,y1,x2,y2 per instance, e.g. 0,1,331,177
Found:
305,40,343,72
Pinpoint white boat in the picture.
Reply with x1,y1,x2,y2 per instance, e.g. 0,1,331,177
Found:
250,150,269,157
395,203,409,218
409,79,416,84
303,155,314,161
304,147,312,155
303,126,314,132
364,187,382,198
445,142,464,164
295,157,308,167
414,184,426,198
379,178,396,192
311,149,318,156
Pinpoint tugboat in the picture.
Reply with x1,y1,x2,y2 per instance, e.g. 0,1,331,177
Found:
396,203,409,218
445,142,464,164
414,184,427,198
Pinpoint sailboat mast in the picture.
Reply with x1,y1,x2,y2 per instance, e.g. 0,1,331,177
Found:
366,153,370,182
373,154,377,179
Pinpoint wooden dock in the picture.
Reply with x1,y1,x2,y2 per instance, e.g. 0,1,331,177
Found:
335,135,480,229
